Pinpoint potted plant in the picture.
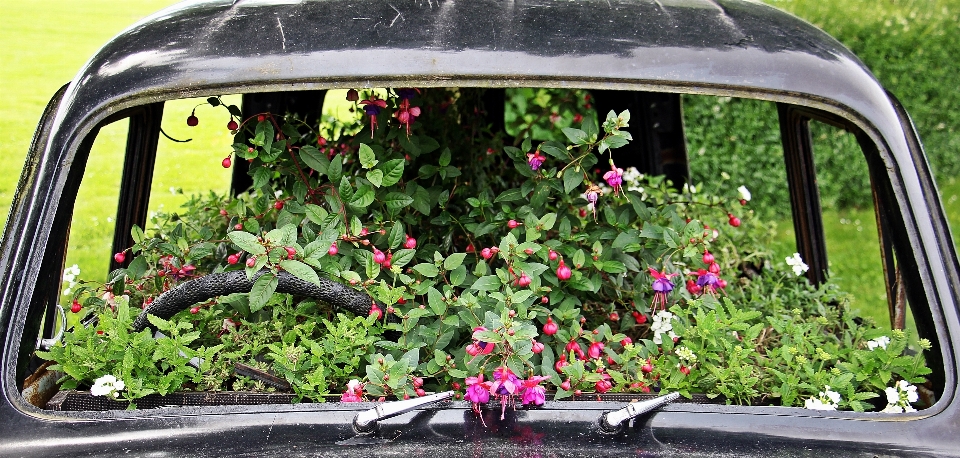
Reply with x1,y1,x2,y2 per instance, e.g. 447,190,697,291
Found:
39,87,929,414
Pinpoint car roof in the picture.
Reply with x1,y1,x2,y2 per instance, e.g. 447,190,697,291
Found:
57,0,892,128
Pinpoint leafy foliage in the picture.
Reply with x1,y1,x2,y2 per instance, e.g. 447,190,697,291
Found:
43,87,931,412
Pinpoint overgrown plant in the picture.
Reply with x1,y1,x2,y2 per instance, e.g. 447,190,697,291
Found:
44,87,930,412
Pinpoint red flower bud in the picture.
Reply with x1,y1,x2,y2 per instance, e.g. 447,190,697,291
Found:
543,317,558,336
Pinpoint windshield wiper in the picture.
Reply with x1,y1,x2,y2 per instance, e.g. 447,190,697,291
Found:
598,392,680,434
353,390,455,435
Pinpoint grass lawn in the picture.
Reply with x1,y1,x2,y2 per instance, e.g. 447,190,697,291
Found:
1,1,958,331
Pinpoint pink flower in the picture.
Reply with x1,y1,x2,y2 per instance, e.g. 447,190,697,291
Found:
340,379,364,402
603,164,624,197
556,260,572,281
471,327,496,355
465,374,491,411
395,97,421,136
526,150,547,171
404,235,417,249
519,375,550,406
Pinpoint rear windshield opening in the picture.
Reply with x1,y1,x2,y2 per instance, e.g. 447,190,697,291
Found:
24,87,938,414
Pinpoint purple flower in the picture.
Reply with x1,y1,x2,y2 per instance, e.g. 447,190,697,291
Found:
527,150,546,171
490,367,520,396
696,269,719,288
648,267,677,313
649,267,676,292
396,88,420,100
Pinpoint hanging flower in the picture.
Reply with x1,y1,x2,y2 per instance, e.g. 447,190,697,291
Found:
785,252,809,276
804,385,841,411
519,375,550,406
648,267,677,313
465,373,492,413
526,150,546,171
583,184,602,219
602,163,624,197
490,367,521,419
882,380,919,413
394,95,421,137
737,185,752,202
694,268,719,293
359,95,388,138
90,374,126,399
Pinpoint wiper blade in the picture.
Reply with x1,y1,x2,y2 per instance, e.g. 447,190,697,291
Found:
353,390,454,434
598,392,680,434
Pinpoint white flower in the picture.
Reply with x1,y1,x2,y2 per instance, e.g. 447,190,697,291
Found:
867,336,891,351
737,185,751,202
675,346,697,364
881,404,904,413
785,253,809,276
881,380,919,413
804,385,840,410
275,190,283,198
651,311,677,345
90,374,126,399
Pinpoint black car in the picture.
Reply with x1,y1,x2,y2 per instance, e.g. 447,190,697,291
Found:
2,1,958,456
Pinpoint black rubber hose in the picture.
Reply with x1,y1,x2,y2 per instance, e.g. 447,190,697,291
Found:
131,270,383,332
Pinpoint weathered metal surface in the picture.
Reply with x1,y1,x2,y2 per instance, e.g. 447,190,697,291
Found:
1,1,958,457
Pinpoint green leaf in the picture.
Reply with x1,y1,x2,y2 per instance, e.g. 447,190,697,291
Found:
348,185,375,209
439,148,451,167
563,170,584,194
299,145,329,174
539,213,557,230
127,256,148,280
495,189,524,203
540,143,567,160
327,155,343,184
252,166,271,190
391,249,416,268
383,192,414,211
359,143,378,169
388,222,405,250
444,253,467,271
470,275,501,291
366,169,384,188
612,231,640,249
561,127,587,145
304,204,328,225
379,159,405,187
412,263,439,277
249,272,279,313
280,260,321,286
228,231,265,255
427,288,446,315
449,265,467,286
131,225,145,245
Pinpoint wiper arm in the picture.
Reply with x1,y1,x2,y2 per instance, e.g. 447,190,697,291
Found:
353,391,454,434
598,392,680,434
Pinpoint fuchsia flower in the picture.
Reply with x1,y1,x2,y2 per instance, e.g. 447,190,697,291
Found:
465,374,492,413
490,367,521,419
583,184,602,219
466,327,495,357
526,150,547,171
603,163,624,196
394,93,421,137
648,267,678,313
519,375,550,406
694,268,719,293
340,379,364,402
359,96,388,137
